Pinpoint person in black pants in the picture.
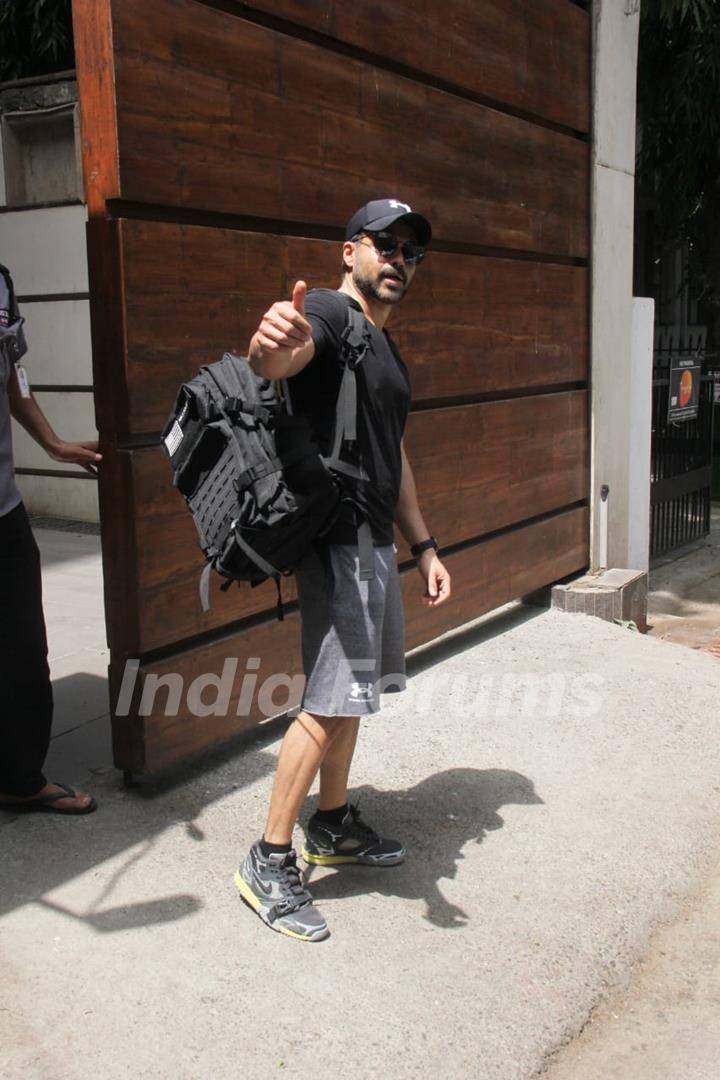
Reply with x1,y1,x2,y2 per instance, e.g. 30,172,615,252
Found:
0,264,101,814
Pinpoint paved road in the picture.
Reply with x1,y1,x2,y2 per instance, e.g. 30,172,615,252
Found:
1,527,719,1080
545,506,720,1080
545,852,720,1080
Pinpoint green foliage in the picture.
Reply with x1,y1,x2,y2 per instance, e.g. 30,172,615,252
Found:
638,0,720,304
0,0,74,82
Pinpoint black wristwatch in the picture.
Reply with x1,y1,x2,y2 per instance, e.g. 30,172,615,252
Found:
410,536,438,559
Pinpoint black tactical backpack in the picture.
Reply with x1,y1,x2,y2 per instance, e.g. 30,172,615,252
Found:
162,304,373,616
0,263,28,367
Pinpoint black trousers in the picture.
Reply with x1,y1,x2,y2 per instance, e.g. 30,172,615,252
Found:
0,501,53,795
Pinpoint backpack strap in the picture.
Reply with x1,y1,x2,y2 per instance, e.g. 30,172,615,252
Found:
356,519,375,582
235,455,284,489
321,304,375,579
235,441,316,491
199,563,214,613
211,397,272,424
323,306,369,471
199,529,284,613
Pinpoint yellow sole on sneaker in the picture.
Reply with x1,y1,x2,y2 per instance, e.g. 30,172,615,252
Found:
301,848,360,865
233,869,326,942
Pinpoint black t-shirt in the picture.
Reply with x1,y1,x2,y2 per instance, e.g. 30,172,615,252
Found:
287,288,411,545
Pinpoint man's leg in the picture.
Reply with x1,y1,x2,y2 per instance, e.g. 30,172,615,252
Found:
263,711,348,843
318,716,359,810
0,503,52,797
236,709,350,942
302,713,405,869
296,544,406,868
0,503,95,813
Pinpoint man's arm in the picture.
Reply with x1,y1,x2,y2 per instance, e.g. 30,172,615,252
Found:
8,373,101,473
248,279,316,380
395,441,451,607
395,440,432,546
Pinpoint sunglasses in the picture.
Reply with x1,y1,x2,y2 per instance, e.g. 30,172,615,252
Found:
359,230,427,265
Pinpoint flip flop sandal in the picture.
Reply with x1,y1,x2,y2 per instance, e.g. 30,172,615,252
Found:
0,782,98,815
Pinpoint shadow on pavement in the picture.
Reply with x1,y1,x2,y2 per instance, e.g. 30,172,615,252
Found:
1,605,544,934
34,527,102,570
0,716,288,925
304,767,543,929
33,893,203,933
51,671,110,736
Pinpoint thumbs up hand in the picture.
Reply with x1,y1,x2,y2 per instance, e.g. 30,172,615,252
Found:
250,279,314,377
291,279,307,316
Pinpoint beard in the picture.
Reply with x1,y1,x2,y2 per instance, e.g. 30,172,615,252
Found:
352,264,409,305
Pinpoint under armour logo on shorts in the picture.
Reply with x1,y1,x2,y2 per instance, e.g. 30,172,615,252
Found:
349,682,374,700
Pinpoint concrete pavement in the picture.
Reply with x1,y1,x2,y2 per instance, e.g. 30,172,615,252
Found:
543,848,720,1080
647,504,720,652
1,525,720,1080
542,504,720,1080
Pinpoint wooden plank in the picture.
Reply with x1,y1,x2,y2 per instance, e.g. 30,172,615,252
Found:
108,392,587,655
235,0,590,133
112,219,588,436
112,616,302,773
107,0,588,256
72,0,120,215
114,506,589,773
85,219,141,659
398,256,588,403
398,393,589,559
401,506,589,647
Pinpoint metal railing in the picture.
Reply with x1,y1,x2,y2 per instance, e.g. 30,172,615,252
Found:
650,326,716,557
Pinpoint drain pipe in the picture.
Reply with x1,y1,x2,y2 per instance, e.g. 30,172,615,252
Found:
599,484,610,570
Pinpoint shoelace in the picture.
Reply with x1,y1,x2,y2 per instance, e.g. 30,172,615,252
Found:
271,852,312,913
345,803,379,841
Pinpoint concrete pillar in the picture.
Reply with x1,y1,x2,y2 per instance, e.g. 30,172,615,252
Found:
627,297,654,571
590,0,642,571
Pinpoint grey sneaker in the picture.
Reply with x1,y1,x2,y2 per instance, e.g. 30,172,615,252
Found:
235,842,329,942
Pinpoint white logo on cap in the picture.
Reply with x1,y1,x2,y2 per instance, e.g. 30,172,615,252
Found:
388,200,411,212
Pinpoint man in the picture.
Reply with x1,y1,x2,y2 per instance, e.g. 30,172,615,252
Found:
235,199,451,941
0,263,100,815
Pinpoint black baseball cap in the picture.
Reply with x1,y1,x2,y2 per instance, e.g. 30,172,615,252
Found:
345,199,432,245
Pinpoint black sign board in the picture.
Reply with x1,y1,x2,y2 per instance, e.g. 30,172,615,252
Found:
668,357,702,422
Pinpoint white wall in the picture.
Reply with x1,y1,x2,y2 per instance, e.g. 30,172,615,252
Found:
590,0,643,570
14,298,93,383
0,202,88,292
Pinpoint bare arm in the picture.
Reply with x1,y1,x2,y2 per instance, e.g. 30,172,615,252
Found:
248,279,316,380
8,372,101,474
395,441,451,607
395,440,432,547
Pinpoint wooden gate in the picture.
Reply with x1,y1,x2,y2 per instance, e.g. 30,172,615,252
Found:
72,0,591,775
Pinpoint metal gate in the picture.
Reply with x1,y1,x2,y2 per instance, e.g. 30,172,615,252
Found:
651,327,715,556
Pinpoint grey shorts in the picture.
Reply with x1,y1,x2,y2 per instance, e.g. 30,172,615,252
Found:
295,543,407,716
